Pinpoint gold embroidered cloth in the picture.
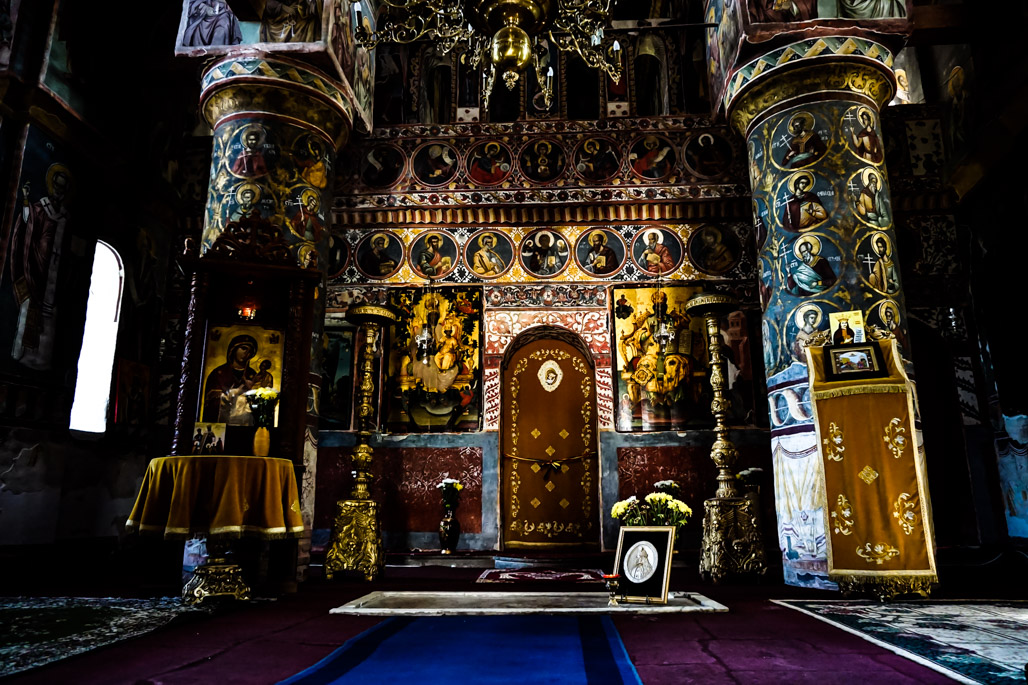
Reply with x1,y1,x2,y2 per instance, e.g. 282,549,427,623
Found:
125,456,305,539
806,341,937,590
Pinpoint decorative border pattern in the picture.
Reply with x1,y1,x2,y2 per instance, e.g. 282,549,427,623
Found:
724,37,894,110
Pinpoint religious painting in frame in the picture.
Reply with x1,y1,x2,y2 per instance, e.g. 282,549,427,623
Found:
198,324,284,426
822,342,888,383
384,286,482,432
190,422,227,455
411,142,459,186
828,310,865,345
466,141,513,186
628,135,676,181
360,144,405,189
611,284,710,432
687,224,740,276
613,526,675,604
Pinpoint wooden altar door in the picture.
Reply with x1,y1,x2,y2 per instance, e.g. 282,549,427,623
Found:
501,337,598,549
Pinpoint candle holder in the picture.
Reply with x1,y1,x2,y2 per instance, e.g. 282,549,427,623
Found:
325,304,398,582
685,292,767,584
604,575,621,607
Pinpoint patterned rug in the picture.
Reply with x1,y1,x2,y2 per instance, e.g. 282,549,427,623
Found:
774,600,1028,684
0,597,202,677
476,569,606,583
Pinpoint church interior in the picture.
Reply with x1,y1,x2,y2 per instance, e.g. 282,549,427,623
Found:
0,0,1026,683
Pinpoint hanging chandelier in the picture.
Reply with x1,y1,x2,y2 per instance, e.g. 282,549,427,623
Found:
354,0,622,110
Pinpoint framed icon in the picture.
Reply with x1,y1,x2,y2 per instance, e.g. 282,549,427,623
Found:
612,526,675,604
822,342,889,383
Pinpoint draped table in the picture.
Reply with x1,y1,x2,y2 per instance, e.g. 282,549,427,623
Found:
126,455,305,603
805,340,937,599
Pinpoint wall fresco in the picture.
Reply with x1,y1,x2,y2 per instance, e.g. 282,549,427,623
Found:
314,445,483,537
334,223,755,286
484,309,610,358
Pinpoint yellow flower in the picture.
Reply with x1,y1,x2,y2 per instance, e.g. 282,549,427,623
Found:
645,492,673,505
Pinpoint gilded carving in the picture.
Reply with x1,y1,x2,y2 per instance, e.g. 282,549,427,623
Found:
324,500,382,582
855,541,900,565
831,494,854,535
893,492,920,535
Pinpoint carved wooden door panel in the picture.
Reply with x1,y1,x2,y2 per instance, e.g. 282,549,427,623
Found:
501,338,598,549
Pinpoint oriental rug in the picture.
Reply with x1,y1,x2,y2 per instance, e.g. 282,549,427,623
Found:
774,600,1028,684
279,615,642,685
0,596,201,677
476,568,606,583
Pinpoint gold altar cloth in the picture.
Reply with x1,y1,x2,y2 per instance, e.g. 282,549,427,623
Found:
806,341,937,595
125,456,305,540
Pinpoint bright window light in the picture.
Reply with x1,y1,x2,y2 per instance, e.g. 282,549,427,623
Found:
69,241,124,433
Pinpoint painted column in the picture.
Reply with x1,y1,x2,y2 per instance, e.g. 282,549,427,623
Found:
197,55,354,532
728,40,910,588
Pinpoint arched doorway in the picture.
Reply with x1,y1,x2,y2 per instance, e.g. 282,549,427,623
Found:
500,328,599,549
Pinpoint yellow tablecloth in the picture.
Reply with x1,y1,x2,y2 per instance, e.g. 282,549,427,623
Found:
125,456,305,540
806,341,937,596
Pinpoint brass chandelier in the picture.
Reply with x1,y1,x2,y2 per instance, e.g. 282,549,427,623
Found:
354,0,622,110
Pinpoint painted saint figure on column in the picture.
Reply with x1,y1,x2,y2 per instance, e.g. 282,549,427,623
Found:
289,189,325,242
852,168,890,227
866,232,900,294
781,171,828,232
848,107,884,164
231,126,270,178
786,235,837,296
781,111,827,168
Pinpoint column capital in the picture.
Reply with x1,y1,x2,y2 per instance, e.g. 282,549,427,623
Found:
727,38,896,138
200,54,354,147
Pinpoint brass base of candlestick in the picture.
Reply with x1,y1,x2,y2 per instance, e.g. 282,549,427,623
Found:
324,499,383,582
182,557,251,605
698,495,768,584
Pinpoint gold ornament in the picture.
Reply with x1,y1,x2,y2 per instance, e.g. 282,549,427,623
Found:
831,494,854,536
823,422,845,461
855,541,900,565
893,492,920,535
883,418,908,459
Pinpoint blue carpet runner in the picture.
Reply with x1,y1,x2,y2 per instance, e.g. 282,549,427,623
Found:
279,615,643,685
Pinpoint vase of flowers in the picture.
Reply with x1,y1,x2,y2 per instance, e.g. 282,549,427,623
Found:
611,485,693,550
246,387,278,457
437,477,463,554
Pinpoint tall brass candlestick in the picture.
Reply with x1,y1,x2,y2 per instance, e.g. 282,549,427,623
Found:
685,292,767,584
325,304,398,582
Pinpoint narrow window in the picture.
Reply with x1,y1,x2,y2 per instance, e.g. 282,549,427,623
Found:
69,241,124,433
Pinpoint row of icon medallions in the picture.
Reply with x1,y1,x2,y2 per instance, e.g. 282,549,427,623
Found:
326,225,746,282
757,229,901,310
357,132,737,189
749,104,885,176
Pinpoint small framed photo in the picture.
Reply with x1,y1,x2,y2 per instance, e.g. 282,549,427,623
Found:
823,342,888,382
613,526,675,604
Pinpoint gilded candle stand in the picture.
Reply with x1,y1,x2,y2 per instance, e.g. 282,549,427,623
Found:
325,304,399,581
686,292,768,583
